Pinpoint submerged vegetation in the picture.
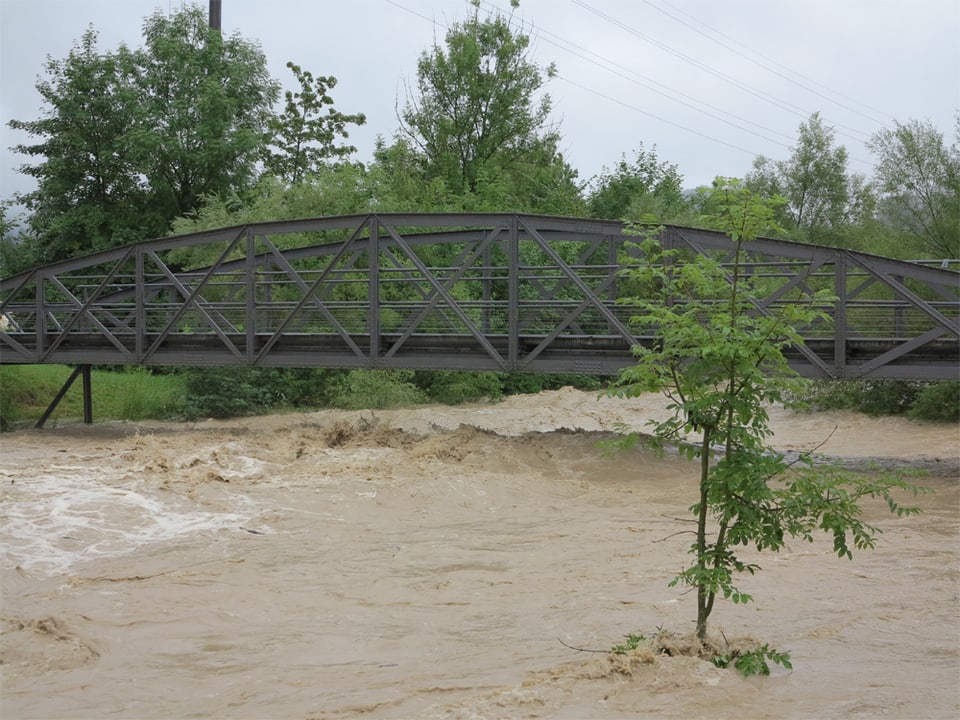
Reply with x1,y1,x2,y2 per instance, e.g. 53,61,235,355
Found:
605,631,793,678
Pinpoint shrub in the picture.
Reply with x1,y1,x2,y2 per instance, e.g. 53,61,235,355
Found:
908,381,960,422
325,369,427,409
413,370,504,404
802,378,958,420
273,368,348,407
179,367,288,419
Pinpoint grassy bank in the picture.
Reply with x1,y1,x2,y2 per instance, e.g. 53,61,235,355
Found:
0,365,187,429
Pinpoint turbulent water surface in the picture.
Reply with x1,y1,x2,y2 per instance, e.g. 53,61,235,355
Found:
1,388,958,719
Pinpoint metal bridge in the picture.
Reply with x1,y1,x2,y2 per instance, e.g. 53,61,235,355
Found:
1,213,958,389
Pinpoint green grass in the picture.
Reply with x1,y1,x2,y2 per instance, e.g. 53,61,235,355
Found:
0,365,187,428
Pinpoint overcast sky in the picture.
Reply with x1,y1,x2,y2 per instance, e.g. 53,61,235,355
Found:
1,0,958,205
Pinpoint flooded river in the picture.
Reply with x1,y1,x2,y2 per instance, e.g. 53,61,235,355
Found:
1,388,957,719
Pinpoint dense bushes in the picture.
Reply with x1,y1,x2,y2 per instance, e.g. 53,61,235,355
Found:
801,379,960,422
325,370,428,410
179,367,292,419
909,381,960,422
176,366,603,417
411,371,503,405
4,365,955,427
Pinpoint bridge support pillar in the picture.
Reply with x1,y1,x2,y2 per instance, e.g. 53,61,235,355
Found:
36,364,93,428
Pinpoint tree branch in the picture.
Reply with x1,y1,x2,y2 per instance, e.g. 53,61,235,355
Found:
557,638,609,654
653,529,699,544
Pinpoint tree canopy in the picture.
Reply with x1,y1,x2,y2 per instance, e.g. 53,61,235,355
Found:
7,6,279,267
8,28,146,263
261,61,367,185
587,145,688,222
746,113,859,244
867,117,960,258
132,7,279,219
392,0,581,213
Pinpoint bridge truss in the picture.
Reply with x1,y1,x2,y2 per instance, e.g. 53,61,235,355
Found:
1,214,958,382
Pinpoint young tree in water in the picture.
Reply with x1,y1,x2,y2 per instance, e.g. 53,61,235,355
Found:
611,178,922,656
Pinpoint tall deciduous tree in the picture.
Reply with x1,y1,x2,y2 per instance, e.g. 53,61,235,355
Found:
261,61,366,184
7,5,279,264
748,113,859,243
131,6,279,221
8,28,145,262
867,117,960,258
396,0,579,210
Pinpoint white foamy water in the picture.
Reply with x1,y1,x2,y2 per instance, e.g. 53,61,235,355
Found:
0,465,256,576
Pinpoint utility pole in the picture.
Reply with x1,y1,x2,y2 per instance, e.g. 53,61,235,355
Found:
209,0,221,31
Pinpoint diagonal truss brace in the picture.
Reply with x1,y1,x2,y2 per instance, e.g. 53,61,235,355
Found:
384,227,503,360
144,231,247,361
677,234,835,377
40,248,136,362
518,269,621,370
520,220,637,346
849,254,960,336
518,236,609,335
253,228,368,363
383,222,508,370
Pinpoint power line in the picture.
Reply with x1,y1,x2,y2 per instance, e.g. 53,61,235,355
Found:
646,0,893,126
555,74,762,158
484,0,872,167
570,0,875,144
386,0,873,171
383,0,448,26
476,0,797,148
395,0,792,160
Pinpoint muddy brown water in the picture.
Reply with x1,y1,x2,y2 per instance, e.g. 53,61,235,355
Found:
1,388,957,719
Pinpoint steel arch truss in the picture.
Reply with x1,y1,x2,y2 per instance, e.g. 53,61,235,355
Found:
1,214,957,379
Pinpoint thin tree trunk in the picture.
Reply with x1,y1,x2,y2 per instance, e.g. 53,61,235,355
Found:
696,428,712,641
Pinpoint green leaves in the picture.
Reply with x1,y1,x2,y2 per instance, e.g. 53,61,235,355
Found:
587,145,688,222
395,2,581,213
745,112,855,243
611,181,924,645
261,62,366,184
134,7,280,217
712,645,793,676
867,118,960,258
8,6,280,262
611,633,647,655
